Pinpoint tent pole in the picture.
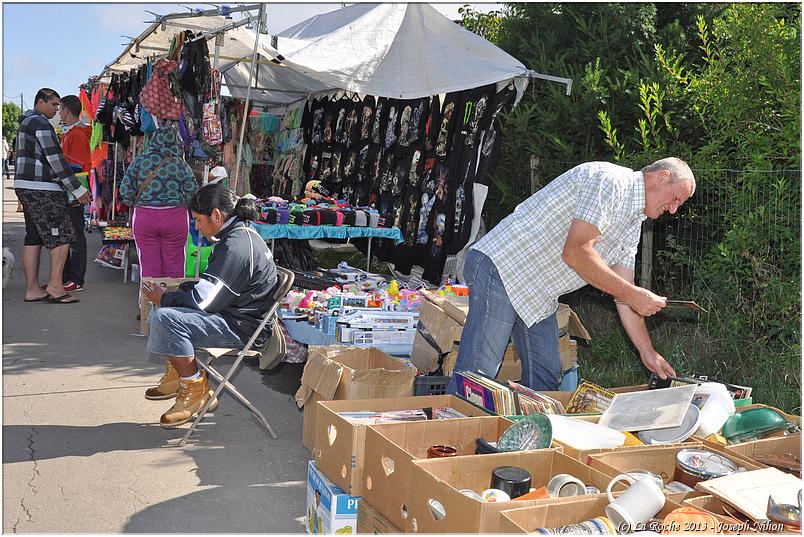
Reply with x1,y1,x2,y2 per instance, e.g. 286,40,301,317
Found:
212,33,223,114
111,142,118,221
232,3,265,194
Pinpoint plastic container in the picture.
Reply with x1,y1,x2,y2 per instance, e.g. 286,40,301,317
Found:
414,375,450,396
638,404,701,445
692,382,735,437
547,414,625,450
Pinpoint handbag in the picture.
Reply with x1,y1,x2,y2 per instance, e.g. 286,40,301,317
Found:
140,59,182,121
134,158,169,205
202,102,223,145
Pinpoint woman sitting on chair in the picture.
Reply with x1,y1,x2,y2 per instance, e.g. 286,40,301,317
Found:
141,184,277,428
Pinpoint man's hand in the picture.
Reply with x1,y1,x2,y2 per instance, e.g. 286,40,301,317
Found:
77,191,92,204
141,281,164,306
640,350,676,380
624,287,667,317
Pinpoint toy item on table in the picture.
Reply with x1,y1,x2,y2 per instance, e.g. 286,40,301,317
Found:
102,226,134,241
437,279,469,296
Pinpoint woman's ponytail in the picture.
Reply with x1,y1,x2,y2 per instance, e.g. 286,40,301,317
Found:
234,197,260,221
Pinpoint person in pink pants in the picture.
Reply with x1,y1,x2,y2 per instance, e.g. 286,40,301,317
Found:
120,125,198,281
131,206,189,277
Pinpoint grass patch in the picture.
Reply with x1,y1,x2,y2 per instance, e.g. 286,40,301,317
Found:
566,291,801,414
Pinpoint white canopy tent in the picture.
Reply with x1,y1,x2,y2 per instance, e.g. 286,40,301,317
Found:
103,3,571,108
100,3,571,191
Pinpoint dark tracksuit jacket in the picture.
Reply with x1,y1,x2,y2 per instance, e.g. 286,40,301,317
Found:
161,216,278,343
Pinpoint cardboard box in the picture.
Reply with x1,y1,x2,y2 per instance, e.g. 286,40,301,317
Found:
412,296,590,376
296,346,417,452
362,416,514,529
498,494,684,534
586,444,764,491
417,298,463,358
139,277,197,335
306,460,361,534
705,433,801,473
357,500,401,534
681,494,759,534
406,449,618,533
442,343,521,379
314,395,490,498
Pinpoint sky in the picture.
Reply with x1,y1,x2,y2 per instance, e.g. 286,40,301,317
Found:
1,2,500,111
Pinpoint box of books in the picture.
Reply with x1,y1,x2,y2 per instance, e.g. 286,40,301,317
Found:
314,395,490,497
405,450,616,533
296,346,417,452
362,416,514,529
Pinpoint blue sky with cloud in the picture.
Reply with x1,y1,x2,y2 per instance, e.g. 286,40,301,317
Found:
2,3,497,111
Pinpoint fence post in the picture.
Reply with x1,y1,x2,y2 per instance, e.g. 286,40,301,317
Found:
529,155,540,194
640,219,653,289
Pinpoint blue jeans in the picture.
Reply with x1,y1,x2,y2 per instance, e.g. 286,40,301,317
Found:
447,249,562,393
147,306,244,357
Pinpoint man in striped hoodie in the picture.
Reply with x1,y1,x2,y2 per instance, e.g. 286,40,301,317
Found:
14,88,91,304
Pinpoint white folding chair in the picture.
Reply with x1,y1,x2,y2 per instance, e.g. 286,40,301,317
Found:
177,266,295,446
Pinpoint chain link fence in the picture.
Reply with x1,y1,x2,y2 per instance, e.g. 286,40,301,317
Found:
485,161,801,297
642,168,801,296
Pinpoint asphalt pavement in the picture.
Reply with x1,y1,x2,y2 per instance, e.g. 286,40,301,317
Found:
2,175,309,533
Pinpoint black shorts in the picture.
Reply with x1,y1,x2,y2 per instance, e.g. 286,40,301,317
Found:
16,188,76,249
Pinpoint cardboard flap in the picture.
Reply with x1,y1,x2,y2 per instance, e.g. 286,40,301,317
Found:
295,347,344,408
568,310,591,340
441,296,469,325
349,367,416,386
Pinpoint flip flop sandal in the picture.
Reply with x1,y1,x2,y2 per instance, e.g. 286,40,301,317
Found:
24,295,49,302
45,293,80,304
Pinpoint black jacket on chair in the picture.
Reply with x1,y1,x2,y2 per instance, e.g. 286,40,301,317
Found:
161,217,278,343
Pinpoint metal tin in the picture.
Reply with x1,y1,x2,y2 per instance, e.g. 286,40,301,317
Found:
673,448,738,488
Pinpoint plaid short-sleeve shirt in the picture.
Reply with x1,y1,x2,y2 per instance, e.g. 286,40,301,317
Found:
473,162,647,327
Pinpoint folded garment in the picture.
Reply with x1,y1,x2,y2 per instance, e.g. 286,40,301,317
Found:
319,209,338,226
341,210,356,226
354,210,368,227
301,209,321,226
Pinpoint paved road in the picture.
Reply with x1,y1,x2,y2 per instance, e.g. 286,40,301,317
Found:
2,176,309,533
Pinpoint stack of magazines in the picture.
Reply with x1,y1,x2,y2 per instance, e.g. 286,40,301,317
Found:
338,407,466,424
452,371,565,416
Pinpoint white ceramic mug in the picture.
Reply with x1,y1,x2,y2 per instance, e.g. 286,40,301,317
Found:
606,470,664,494
546,474,588,498
605,473,665,534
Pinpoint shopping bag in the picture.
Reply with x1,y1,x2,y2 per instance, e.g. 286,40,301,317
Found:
94,243,125,270
140,59,183,120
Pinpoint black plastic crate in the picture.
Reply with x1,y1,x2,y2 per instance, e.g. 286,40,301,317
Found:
414,375,451,396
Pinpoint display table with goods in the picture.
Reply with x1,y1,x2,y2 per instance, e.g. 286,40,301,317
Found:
279,264,423,357
252,197,404,270
97,225,135,282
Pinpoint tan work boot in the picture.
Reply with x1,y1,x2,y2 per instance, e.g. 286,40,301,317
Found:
145,360,180,400
160,372,218,428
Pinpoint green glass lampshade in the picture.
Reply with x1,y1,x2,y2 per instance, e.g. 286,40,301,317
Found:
722,408,790,444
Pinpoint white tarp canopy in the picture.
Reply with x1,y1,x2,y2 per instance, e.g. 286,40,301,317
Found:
102,4,560,108
226,3,531,101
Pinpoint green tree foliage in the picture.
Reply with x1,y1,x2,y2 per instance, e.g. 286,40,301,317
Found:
2,102,21,146
479,3,722,224
461,3,801,410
